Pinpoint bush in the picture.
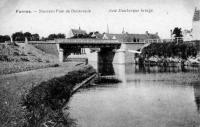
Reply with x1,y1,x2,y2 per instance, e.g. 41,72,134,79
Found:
21,66,96,126
142,42,198,59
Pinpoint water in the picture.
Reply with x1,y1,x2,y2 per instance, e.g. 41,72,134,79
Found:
66,64,200,127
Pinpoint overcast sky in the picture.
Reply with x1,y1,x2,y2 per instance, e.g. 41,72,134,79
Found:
0,0,200,38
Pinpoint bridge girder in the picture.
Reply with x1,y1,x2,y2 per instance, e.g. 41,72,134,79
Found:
60,43,121,49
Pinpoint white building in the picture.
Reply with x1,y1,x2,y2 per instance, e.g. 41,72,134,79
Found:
182,29,193,41
192,7,200,40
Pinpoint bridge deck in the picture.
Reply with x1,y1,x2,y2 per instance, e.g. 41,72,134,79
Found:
56,39,121,44
28,39,121,44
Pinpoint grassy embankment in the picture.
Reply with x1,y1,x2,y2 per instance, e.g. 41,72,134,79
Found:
0,42,59,75
0,65,96,127
0,42,96,126
0,62,59,75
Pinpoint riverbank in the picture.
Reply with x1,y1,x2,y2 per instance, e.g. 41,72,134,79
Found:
0,42,61,75
0,62,96,127
136,55,200,67
0,61,60,75
138,42,200,66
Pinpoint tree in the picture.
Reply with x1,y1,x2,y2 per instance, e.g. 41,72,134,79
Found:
0,35,10,43
31,34,40,41
172,27,183,43
47,34,57,40
57,33,65,39
47,33,65,40
41,37,47,41
11,32,41,42
24,32,32,41
172,27,183,38
12,32,25,41
141,42,197,59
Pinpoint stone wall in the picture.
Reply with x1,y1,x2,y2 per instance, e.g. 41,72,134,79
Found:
125,52,136,63
125,43,144,51
29,41,64,62
124,43,144,63
30,42,59,56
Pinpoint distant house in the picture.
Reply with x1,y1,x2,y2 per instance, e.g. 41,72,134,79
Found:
102,31,159,42
182,29,193,41
68,27,87,38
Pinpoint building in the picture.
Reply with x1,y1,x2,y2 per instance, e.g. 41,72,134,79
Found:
192,7,200,40
182,29,193,41
170,7,200,41
102,31,159,42
68,27,87,38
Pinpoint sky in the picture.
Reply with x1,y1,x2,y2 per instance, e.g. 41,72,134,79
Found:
0,0,200,38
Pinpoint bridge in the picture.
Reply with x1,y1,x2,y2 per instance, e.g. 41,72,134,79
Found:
27,38,157,64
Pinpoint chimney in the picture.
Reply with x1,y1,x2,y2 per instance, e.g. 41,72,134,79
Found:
107,24,109,34
145,31,149,35
122,27,125,34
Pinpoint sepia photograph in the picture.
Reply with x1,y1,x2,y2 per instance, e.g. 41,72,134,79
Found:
0,0,200,126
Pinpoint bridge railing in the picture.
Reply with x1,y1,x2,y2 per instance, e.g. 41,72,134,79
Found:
144,39,162,43
55,39,120,44
25,39,121,44
143,39,175,43
144,38,185,43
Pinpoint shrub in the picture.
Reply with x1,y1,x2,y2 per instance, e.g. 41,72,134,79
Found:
21,66,96,126
142,42,198,59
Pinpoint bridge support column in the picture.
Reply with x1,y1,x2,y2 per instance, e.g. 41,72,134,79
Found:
97,44,126,64
58,49,63,62
113,43,126,64
57,44,64,62
98,48,115,64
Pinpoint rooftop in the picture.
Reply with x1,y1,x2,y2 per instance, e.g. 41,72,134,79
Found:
71,29,87,35
103,32,159,42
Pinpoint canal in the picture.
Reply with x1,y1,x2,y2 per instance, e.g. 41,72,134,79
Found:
65,64,200,127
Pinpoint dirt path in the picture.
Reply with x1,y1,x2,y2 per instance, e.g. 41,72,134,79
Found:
0,62,89,126
0,62,85,96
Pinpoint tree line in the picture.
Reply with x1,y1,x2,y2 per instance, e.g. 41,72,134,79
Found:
142,42,197,59
0,32,66,42
0,35,10,42
0,27,187,43
139,27,198,60
70,31,100,39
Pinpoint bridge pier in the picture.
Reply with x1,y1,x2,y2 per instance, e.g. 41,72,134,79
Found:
97,44,126,64
113,43,126,64
58,47,64,62
98,48,115,64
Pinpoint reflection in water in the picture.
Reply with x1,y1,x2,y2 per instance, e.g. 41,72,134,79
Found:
68,63,200,127
134,64,200,73
194,85,200,113
98,63,115,76
113,64,126,84
97,63,126,83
